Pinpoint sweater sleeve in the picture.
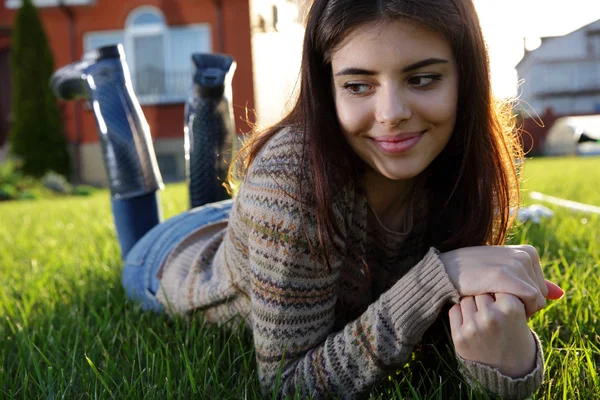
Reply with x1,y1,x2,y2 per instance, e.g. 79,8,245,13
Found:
457,330,544,400
242,131,460,398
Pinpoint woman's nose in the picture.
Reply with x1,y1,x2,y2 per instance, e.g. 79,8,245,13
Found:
375,87,411,127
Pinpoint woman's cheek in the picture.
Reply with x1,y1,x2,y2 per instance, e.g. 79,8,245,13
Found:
336,98,370,133
420,93,457,127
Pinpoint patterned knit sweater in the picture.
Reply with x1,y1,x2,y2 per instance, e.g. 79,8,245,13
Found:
156,127,544,399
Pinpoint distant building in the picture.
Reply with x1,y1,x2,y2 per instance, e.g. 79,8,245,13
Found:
250,0,305,33
249,0,304,129
0,0,255,184
516,19,600,116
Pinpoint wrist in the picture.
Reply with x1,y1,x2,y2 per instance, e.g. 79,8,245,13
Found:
497,330,537,378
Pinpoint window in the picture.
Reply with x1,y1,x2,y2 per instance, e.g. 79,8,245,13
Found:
83,7,212,105
589,33,600,56
84,31,125,55
544,64,573,92
126,7,167,98
577,62,598,89
5,0,93,9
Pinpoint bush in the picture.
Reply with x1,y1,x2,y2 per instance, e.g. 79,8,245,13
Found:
0,159,23,187
0,160,95,201
8,0,71,178
72,185,96,196
0,184,18,200
17,190,37,200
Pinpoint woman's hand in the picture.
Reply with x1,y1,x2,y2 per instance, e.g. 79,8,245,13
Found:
449,293,537,378
439,245,551,317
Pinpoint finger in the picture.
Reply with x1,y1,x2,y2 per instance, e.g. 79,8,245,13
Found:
511,246,547,297
506,245,544,298
545,280,565,300
460,296,478,318
474,293,495,311
448,304,463,332
520,245,548,298
494,292,526,317
504,278,545,317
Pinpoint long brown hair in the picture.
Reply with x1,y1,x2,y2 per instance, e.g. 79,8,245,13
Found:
230,0,522,257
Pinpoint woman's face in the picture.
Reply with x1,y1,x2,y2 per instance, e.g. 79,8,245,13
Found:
331,20,458,185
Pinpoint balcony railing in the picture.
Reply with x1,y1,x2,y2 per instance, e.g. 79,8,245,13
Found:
133,68,193,105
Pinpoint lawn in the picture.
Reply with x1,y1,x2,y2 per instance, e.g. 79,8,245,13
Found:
0,156,598,399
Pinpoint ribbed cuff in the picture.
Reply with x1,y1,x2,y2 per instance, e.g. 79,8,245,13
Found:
382,247,460,343
458,330,544,400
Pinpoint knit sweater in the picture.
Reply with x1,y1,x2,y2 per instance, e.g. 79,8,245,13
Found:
156,127,544,399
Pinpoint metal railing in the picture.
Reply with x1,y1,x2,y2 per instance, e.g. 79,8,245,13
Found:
133,68,192,104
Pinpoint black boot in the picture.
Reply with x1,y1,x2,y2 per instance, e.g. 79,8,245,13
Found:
185,53,236,209
51,44,164,200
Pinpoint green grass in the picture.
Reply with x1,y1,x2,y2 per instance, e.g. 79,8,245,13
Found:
0,156,598,399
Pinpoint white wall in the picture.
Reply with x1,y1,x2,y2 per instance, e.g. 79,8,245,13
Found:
516,19,600,115
250,0,304,130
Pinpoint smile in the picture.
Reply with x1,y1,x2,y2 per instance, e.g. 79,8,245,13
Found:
371,131,425,153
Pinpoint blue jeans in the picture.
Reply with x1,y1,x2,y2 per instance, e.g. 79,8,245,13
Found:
116,195,233,312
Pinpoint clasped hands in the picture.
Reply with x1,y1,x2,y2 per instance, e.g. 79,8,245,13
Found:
439,245,564,378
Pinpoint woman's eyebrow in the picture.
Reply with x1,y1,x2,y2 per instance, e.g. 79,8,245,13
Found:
334,68,376,77
334,58,449,77
402,58,448,72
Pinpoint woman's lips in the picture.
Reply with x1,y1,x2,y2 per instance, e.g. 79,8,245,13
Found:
372,131,425,153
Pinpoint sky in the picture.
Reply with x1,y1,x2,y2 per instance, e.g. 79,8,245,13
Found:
474,0,600,98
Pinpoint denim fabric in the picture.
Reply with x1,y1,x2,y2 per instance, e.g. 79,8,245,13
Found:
111,192,162,259
121,199,234,312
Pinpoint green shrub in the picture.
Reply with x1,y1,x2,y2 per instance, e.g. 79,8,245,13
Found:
0,183,18,200
8,0,71,178
72,185,96,196
17,190,37,200
0,160,23,186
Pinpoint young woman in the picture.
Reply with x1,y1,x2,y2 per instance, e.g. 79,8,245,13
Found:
52,0,563,398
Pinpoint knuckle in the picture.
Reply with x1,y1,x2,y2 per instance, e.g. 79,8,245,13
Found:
519,244,537,255
504,259,522,273
524,286,539,303
479,312,499,330
462,321,477,338
520,282,535,296
515,250,533,266
498,296,526,317
524,245,540,262
491,308,509,324
512,254,530,270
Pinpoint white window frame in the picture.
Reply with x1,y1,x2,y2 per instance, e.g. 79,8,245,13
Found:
82,29,124,54
125,6,172,105
82,11,212,105
5,0,95,8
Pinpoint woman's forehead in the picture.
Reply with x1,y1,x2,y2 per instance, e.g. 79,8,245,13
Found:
330,20,453,70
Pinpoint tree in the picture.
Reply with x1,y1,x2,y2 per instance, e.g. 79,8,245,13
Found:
9,0,71,178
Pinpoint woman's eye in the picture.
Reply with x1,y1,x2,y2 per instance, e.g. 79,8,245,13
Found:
342,83,373,95
408,74,442,87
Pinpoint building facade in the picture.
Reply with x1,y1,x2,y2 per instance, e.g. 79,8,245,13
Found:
516,19,600,116
0,0,255,184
